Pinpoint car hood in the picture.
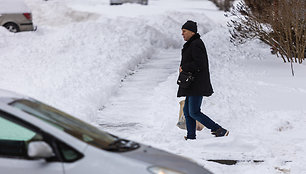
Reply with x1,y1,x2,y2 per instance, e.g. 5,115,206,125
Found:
121,143,213,174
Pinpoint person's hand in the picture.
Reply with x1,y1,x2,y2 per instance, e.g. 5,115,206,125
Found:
179,66,183,72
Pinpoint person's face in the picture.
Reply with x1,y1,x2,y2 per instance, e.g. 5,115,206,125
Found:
182,29,195,41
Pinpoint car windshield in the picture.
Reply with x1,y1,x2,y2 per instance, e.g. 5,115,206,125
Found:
9,99,121,151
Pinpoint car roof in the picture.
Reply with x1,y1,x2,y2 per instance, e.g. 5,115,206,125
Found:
0,0,31,14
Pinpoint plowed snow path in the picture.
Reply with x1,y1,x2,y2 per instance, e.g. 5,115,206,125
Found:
98,49,181,133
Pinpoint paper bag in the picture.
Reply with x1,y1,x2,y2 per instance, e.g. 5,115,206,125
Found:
176,100,204,131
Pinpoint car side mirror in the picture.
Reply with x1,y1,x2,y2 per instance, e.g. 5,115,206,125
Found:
28,141,55,159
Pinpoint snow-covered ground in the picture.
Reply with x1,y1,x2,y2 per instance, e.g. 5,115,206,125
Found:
1,0,306,173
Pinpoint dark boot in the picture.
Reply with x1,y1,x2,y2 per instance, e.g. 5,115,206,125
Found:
184,136,196,140
211,128,229,137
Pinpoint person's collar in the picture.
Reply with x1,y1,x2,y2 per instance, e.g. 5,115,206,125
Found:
183,33,200,48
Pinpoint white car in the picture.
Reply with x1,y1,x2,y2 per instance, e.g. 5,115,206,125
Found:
0,89,212,174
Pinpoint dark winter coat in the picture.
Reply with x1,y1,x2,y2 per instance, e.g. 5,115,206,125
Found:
177,33,214,97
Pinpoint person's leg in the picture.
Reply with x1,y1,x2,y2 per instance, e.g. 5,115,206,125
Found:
188,96,221,132
183,96,196,139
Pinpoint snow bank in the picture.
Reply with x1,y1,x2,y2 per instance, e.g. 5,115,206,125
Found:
0,0,215,121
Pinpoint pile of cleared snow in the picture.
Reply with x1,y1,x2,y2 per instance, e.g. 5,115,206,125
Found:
0,0,214,121
0,27,12,38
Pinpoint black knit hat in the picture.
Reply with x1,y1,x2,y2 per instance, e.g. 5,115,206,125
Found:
182,20,197,33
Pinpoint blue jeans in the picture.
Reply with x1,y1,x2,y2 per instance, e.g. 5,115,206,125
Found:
183,96,221,139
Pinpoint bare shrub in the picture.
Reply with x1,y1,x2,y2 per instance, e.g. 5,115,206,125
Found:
227,0,305,75
209,0,235,11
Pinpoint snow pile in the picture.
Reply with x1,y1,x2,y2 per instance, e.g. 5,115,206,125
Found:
0,0,214,120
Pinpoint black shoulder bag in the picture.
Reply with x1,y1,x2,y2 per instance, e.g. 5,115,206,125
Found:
177,71,195,88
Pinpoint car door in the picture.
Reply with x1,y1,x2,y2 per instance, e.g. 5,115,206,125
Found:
0,112,64,174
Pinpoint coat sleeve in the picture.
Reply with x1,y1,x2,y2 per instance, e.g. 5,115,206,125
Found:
182,41,208,73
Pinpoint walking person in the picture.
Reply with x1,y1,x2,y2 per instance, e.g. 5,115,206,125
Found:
177,20,229,140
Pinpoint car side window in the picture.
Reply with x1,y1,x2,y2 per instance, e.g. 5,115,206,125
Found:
0,115,37,159
0,112,83,162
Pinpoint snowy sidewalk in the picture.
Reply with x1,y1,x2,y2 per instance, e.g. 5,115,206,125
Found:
97,49,181,133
